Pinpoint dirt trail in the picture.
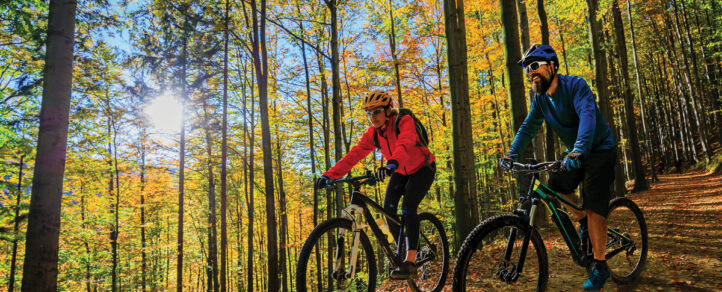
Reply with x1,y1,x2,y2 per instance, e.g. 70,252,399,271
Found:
382,170,722,291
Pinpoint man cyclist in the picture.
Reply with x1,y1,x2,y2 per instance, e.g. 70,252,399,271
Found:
315,90,436,279
499,44,617,290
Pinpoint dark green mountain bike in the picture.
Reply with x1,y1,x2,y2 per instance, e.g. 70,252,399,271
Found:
452,161,648,291
296,171,449,292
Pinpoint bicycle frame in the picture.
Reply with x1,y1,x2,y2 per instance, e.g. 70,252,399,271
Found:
525,173,587,266
329,176,438,280
507,165,635,275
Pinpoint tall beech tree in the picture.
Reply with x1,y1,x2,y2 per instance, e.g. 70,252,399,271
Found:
500,0,534,198
219,1,230,290
21,0,77,289
247,0,279,290
444,0,479,247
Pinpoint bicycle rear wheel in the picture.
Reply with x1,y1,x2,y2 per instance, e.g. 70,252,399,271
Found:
296,218,376,292
452,214,548,292
606,197,648,283
407,213,449,292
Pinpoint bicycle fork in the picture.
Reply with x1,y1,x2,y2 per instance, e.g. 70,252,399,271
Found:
333,205,366,281
499,200,539,283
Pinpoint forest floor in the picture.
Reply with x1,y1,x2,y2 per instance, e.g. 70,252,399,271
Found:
381,169,722,291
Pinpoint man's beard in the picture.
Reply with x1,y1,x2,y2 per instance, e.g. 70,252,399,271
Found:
531,74,552,94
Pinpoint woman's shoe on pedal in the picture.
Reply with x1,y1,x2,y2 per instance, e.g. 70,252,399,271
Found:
390,261,416,280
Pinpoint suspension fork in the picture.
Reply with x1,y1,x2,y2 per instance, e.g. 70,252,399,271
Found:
504,198,539,279
333,204,365,279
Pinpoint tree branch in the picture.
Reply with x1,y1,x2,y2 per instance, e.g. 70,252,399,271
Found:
264,16,331,61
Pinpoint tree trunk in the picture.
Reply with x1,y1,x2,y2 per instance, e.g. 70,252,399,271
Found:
140,134,147,292
501,0,534,197
202,98,219,292
517,0,545,162
445,0,479,248
81,183,92,292
21,0,77,289
316,30,334,290
9,155,24,292
296,12,322,291
249,0,279,289
220,1,230,290
433,30,454,202
517,0,530,50
553,16,571,75
274,104,289,292
104,84,121,292
612,0,647,191
537,0,556,162
538,0,549,45
388,0,403,107
585,0,625,196
326,0,345,219
485,54,515,206
177,34,187,292
243,58,256,292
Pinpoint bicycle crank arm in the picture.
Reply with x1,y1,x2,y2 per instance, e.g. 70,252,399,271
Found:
415,253,435,266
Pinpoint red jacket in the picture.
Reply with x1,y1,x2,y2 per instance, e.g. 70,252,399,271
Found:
323,114,435,179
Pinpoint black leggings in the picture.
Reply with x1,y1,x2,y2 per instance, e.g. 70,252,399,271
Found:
383,162,436,251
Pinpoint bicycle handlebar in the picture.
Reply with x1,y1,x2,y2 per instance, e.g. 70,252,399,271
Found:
512,160,562,172
317,171,378,190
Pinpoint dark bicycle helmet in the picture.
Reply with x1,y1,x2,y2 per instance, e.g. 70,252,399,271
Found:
518,44,559,70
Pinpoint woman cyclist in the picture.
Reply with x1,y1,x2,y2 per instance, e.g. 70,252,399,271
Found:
314,90,436,279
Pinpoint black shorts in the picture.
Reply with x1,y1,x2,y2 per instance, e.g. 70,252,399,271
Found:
548,149,617,217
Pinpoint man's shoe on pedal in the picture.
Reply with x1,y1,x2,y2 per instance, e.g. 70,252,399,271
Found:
390,261,417,280
583,260,610,291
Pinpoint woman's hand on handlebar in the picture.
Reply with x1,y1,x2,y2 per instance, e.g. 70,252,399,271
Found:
314,175,330,189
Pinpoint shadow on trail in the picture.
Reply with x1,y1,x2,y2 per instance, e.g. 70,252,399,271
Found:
622,170,722,291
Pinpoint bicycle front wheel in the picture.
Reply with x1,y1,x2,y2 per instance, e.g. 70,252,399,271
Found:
452,214,548,292
296,218,376,292
606,197,648,283
408,213,450,292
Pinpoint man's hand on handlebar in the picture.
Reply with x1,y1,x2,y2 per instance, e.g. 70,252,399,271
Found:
561,151,583,171
499,156,514,172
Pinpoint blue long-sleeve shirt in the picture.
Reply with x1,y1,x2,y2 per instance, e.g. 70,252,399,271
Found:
507,74,616,159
